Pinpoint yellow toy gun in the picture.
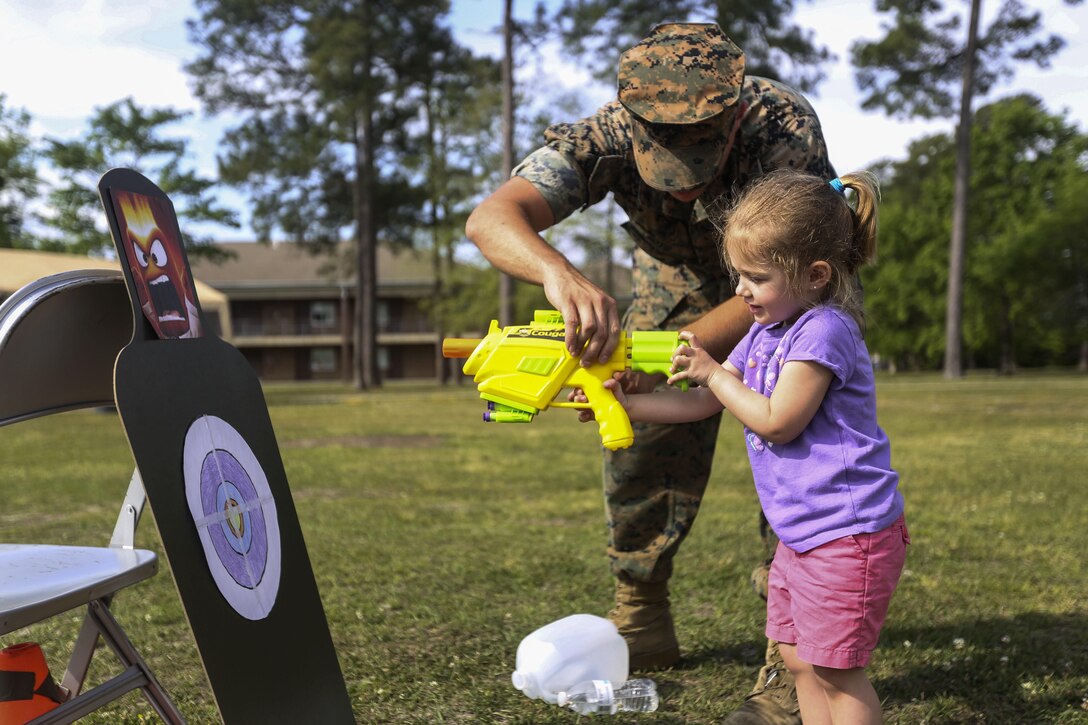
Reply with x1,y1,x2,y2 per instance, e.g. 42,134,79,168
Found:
442,310,685,450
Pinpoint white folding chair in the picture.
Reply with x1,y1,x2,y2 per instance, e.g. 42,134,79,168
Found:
0,269,184,724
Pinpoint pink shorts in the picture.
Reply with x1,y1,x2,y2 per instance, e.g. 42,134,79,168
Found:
766,516,909,669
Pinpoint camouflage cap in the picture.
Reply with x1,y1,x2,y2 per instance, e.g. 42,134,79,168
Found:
617,23,746,192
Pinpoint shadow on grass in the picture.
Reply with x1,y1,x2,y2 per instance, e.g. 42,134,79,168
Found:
877,611,1088,721
638,613,1086,722
675,638,766,671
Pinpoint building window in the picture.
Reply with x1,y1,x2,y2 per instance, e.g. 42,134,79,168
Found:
377,300,390,332
310,301,337,331
310,347,337,374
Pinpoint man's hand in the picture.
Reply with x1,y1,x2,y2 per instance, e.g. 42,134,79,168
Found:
668,331,727,389
464,177,622,367
543,267,621,366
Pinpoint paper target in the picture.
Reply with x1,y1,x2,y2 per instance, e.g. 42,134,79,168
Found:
183,415,281,620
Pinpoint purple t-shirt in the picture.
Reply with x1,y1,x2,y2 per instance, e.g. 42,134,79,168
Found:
726,305,903,553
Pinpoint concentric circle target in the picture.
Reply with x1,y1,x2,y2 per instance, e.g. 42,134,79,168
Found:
183,415,281,620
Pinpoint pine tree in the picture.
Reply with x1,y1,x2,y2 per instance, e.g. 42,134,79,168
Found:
851,0,1077,376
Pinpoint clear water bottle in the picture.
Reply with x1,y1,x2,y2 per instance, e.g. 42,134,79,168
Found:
557,678,659,715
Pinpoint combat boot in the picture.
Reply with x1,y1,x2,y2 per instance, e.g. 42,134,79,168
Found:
722,640,800,725
607,573,680,671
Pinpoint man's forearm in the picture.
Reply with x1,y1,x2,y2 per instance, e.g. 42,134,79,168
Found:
464,177,567,285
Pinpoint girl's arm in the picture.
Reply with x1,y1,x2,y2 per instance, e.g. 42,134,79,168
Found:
603,377,727,424
670,332,833,444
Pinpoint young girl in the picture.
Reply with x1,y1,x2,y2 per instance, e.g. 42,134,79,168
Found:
603,169,908,724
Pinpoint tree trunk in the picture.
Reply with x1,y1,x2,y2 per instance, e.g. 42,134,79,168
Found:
943,0,981,379
999,296,1016,375
498,0,516,325
445,239,463,385
353,111,379,389
353,41,380,389
425,84,449,385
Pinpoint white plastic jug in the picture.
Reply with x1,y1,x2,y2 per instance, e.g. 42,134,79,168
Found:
510,613,628,704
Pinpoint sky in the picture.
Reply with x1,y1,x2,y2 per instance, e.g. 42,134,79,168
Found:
1,0,1086,242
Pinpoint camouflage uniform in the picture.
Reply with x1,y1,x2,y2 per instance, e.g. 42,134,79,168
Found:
514,52,835,586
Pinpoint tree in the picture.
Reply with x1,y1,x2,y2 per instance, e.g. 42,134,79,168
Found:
864,95,1087,372
851,0,1081,377
187,0,475,389
1025,157,1088,371
966,95,1087,372
863,144,955,370
0,95,38,248
474,0,554,327
39,97,238,257
399,33,503,382
499,0,517,326
553,0,834,93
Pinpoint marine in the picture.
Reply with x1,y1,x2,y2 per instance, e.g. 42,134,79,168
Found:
466,23,836,723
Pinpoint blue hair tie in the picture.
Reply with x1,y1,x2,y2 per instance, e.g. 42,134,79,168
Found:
829,178,846,195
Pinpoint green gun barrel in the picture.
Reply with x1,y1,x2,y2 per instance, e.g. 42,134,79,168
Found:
628,331,689,391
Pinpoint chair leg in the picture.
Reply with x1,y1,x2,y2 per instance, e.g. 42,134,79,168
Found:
48,599,185,724
88,600,185,724
58,609,100,699
30,666,150,725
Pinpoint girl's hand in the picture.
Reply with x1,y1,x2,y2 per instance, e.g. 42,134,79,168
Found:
603,377,630,410
669,331,726,388
567,386,591,423
570,373,632,423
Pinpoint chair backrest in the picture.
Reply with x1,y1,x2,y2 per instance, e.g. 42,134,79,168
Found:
0,270,133,428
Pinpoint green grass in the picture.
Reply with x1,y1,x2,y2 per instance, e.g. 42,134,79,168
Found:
2,373,1086,723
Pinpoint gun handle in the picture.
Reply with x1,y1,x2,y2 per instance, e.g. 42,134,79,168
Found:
576,374,635,451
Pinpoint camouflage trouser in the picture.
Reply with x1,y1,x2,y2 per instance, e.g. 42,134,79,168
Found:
605,411,723,583
605,258,733,584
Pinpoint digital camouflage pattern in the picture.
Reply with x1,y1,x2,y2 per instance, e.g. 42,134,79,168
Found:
512,71,835,584
617,23,746,191
617,23,744,124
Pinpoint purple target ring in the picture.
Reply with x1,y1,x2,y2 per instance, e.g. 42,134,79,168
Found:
184,415,281,620
200,449,268,589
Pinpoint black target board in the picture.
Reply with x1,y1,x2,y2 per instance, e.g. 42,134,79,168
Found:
100,169,353,724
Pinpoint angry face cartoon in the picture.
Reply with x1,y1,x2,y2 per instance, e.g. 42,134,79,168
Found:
112,190,203,339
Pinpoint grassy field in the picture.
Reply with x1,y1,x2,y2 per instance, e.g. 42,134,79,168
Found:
1,373,1085,724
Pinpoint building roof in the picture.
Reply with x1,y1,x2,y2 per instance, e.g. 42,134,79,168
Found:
188,242,437,300
0,248,233,338
188,241,633,301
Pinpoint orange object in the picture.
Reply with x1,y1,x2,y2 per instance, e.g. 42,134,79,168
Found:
441,337,483,359
0,642,64,724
